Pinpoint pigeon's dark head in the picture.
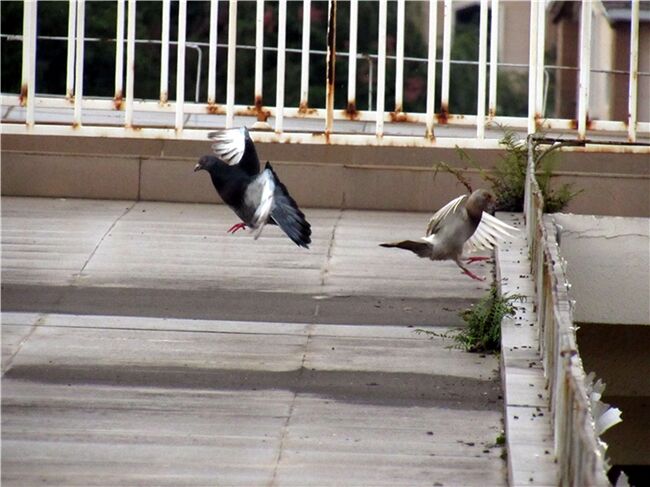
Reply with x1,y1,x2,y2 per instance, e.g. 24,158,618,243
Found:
194,155,222,173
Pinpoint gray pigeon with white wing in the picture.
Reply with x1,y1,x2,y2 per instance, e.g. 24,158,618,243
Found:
194,127,311,248
380,189,517,281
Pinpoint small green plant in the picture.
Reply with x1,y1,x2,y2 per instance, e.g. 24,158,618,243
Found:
417,285,524,353
434,129,583,213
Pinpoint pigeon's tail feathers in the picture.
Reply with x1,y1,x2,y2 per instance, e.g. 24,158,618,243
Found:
265,162,312,248
380,240,432,258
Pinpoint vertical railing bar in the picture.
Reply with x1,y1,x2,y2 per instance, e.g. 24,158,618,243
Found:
175,0,187,131
226,0,237,128
440,0,452,116
375,0,387,137
476,0,488,139
73,0,85,126
254,0,264,107
275,0,287,133
527,0,538,134
299,0,311,110
535,0,546,117
160,0,170,103
627,0,640,142
124,0,136,126
346,0,358,114
425,0,438,139
207,0,219,105
325,0,336,133
577,0,592,140
394,0,405,113
65,0,76,100
24,0,38,126
114,0,125,103
21,0,32,99
488,0,499,117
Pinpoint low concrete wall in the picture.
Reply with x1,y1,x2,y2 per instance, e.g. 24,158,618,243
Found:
2,134,649,216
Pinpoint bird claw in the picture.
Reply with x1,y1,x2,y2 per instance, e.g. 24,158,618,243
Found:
462,268,486,281
227,222,247,234
465,256,491,264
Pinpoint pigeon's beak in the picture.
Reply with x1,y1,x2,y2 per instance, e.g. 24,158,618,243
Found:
193,163,203,172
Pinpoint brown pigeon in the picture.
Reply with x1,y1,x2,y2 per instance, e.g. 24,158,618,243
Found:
380,189,518,281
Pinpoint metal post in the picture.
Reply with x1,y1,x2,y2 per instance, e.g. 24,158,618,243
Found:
73,0,85,126
300,0,311,110
425,0,438,139
440,0,452,117
125,0,136,126
226,0,238,128
275,0,287,133
22,0,38,127
66,0,76,100
254,0,264,109
114,0,125,104
488,0,499,117
160,0,170,104
175,0,187,131
207,0,219,105
376,0,387,137
527,0,538,134
394,0,405,113
326,0,336,133
577,0,592,140
535,0,546,117
476,0,488,139
346,0,358,115
627,0,640,142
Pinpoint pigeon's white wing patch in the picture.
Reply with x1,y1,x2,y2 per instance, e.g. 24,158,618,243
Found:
426,194,467,236
209,128,246,166
251,169,275,240
463,211,519,253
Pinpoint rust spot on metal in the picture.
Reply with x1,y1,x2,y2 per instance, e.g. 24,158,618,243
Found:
160,91,169,105
585,114,594,130
19,84,28,106
488,108,496,118
253,95,270,121
206,103,220,115
389,111,415,123
325,0,337,130
113,91,124,110
436,104,449,125
343,101,359,120
298,101,317,116
569,119,578,130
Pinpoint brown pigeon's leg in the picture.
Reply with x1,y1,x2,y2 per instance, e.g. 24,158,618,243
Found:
227,222,247,234
455,259,486,281
465,256,491,264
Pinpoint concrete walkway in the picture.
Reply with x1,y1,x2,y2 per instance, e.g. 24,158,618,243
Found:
2,197,505,486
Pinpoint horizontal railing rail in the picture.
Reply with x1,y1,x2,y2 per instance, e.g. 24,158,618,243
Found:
2,0,649,148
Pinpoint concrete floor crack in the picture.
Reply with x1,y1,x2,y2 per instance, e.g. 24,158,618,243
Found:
320,208,344,287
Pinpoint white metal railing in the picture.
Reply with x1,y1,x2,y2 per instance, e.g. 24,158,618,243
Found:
2,0,649,149
524,136,617,486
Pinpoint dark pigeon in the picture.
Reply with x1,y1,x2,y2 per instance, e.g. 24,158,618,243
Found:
195,128,312,249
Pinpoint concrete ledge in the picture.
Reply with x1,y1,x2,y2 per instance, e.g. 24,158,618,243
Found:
496,213,559,486
2,134,649,215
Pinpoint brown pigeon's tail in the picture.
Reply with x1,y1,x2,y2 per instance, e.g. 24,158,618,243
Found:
379,240,432,258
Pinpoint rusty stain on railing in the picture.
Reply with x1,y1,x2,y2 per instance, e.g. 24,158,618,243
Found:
325,0,336,136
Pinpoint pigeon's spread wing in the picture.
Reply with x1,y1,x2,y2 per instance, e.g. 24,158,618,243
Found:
208,127,260,176
463,212,519,253
266,163,312,248
426,195,468,236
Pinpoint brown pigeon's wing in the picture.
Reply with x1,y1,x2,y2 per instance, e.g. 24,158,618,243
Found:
462,211,519,254
379,240,432,258
426,194,468,236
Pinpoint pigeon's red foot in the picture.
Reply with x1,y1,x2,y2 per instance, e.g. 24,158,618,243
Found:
465,256,491,264
227,222,247,234
462,268,486,281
